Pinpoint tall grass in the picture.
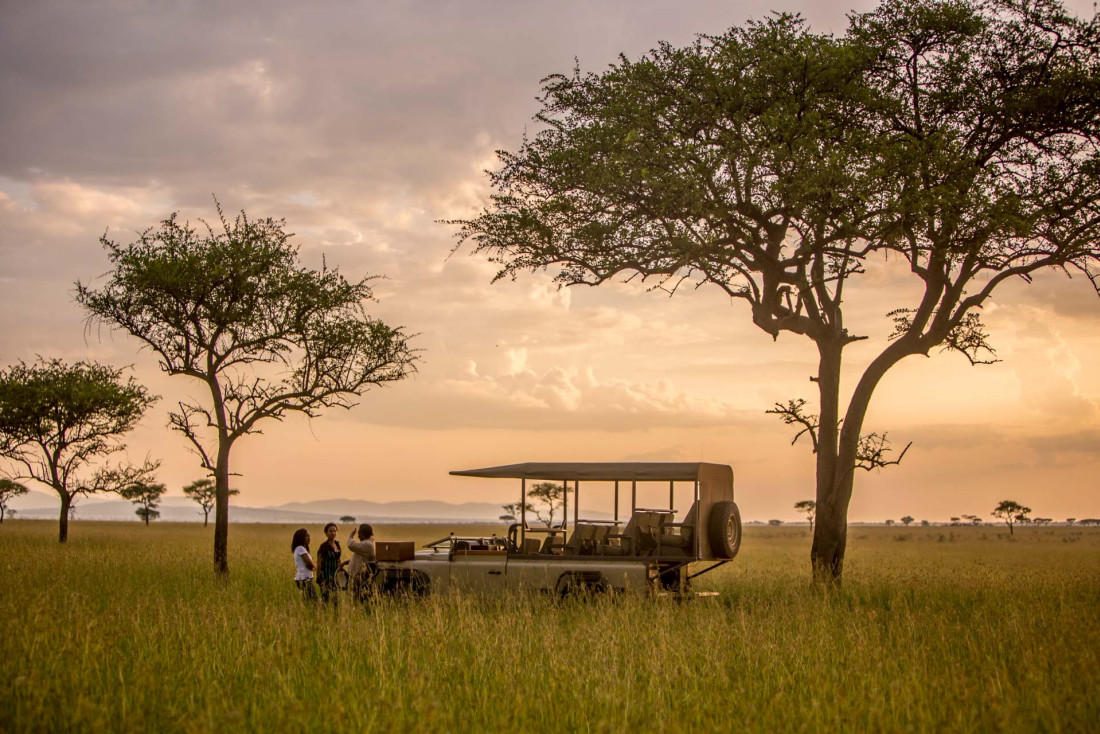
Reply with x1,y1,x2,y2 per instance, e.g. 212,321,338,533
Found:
1,521,1097,732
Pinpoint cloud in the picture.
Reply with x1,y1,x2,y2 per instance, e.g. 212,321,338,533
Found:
351,359,754,432
1,0,1098,519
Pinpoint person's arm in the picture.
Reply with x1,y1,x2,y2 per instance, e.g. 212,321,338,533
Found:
347,532,371,555
302,551,315,572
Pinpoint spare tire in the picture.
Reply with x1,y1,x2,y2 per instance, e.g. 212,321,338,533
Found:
708,501,742,559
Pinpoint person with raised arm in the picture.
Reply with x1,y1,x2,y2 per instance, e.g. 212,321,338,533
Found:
346,523,376,599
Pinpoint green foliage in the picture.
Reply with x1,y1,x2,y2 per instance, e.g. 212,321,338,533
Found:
182,478,237,526
452,0,1100,577
119,482,167,525
0,358,158,540
76,204,418,448
794,500,817,529
527,482,571,527
76,203,418,570
135,507,160,523
0,522,1097,730
992,499,1032,534
0,478,27,522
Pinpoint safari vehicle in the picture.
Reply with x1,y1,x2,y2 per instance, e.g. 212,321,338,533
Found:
366,462,742,598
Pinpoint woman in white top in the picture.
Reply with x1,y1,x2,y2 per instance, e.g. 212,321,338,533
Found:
291,527,317,601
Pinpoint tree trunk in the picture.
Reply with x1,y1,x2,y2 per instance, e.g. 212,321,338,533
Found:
214,442,231,574
811,336,911,583
58,492,71,543
810,338,845,582
143,507,150,526
203,508,210,528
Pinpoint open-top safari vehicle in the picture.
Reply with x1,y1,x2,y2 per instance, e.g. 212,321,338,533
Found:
359,462,742,598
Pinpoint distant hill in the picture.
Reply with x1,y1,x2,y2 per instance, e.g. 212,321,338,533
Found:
6,491,516,524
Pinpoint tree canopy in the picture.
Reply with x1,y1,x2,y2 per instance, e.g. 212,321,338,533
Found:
182,478,237,527
527,482,571,527
454,0,1100,580
0,478,28,523
992,499,1032,534
0,358,158,541
120,481,167,525
77,203,418,572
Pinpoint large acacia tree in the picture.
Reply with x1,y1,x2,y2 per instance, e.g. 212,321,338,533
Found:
0,359,158,542
78,204,418,573
454,0,1100,581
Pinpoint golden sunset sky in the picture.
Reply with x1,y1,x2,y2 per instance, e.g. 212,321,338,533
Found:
1,0,1097,522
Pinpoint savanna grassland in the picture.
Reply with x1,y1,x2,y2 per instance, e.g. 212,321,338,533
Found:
1,521,1097,733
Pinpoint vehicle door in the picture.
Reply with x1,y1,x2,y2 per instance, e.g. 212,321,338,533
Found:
449,549,508,592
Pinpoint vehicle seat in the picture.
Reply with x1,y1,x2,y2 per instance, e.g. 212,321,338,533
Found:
569,524,596,555
603,517,638,556
633,511,663,555
588,525,610,555
660,502,697,550
523,538,542,554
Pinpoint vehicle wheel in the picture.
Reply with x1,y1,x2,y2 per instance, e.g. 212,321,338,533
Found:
708,501,742,559
381,569,430,598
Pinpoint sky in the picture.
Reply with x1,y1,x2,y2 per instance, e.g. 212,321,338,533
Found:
1,0,1098,523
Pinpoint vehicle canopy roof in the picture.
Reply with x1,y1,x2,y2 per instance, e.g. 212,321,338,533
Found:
451,462,735,561
450,462,728,482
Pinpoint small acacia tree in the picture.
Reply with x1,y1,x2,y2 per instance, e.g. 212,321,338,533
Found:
992,499,1031,535
0,359,158,542
0,479,28,523
454,0,1100,581
120,481,167,525
795,500,817,530
77,204,418,573
182,478,238,527
501,501,535,523
339,515,356,524
527,482,571,527
901,515,914,527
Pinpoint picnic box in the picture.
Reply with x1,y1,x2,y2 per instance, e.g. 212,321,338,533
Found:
376,540,415,562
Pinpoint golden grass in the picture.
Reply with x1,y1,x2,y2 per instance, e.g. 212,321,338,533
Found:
1,521,1097,732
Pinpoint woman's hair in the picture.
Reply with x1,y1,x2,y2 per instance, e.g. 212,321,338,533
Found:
291,527,309,551
358,523,374,540
323,522,337,533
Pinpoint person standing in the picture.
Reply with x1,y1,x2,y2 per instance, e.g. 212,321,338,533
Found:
316,522,342,604
346,523,376,599
291,528,317,601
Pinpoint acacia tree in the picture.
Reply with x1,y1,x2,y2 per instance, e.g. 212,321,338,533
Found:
795,500,818,530
527,482,572,527
501,501,535,522
77,204,418,573
992,499,1031,534
0,479,28,523
0,359,158,542
182,478,238,527
453,0,1100,581
120,481,167,525
901,515,914,527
